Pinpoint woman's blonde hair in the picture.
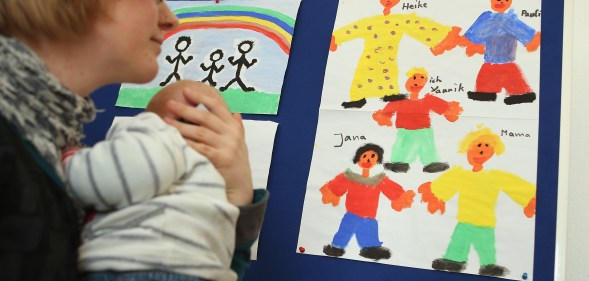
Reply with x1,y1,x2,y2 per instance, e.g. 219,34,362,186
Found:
458,125,505,155
0,0,106,40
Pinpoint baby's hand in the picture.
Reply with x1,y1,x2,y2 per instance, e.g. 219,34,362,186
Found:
147,81,254,206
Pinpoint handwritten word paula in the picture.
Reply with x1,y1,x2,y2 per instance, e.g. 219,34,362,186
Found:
521,9,541,18
501,129,531,138
334,133,367,148
401,0,428,10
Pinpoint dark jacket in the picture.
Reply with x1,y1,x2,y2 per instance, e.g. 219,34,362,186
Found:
0,116,80,281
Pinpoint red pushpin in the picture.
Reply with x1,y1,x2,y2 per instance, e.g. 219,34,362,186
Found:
215,0,220,3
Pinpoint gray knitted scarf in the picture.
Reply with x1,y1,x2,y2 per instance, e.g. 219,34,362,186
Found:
0,34,96,180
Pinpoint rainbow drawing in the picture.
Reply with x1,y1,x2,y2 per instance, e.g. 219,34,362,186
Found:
165,5,296,55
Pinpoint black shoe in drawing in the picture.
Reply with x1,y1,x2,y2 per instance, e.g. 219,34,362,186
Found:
382,94,407,102
323,244,345,257
504,92,536,105
468,91,497,102
384,162,410,173
423,162,449,173
479,264,510,277
341,98,367,109
359,246,391,261
432,258,467,272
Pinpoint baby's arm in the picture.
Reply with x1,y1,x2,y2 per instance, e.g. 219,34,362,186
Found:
63,112,187,211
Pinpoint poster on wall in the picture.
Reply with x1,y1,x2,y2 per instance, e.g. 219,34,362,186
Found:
116,0,302,115
297,0,541,280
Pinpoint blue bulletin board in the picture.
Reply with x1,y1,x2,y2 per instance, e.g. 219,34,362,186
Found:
83,0,563,280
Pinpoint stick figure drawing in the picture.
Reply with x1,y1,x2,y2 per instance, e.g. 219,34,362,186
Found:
160,36,194,87
200,49,225,87
220,40,258,92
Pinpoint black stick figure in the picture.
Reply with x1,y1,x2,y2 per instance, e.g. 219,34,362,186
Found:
159,36,194,87
220,40,257,92
200,49,225,87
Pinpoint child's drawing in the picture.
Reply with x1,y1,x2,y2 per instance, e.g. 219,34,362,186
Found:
300,0,541,278
200,49,225,87
116,0,302,115
372,67,463,173
220,40,258,92
461,0,541,105
419,126,536,277
320,144,415,261
329,0,462,109
160,36,194,87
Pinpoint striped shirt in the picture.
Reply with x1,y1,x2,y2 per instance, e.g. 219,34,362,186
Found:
64,112,239,281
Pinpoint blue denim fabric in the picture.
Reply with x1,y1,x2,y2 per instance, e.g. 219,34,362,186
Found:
80,271,208,281
331,212,382,249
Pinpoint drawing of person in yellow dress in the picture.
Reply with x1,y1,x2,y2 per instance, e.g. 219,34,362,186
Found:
330,0,462,109
418,126,536,277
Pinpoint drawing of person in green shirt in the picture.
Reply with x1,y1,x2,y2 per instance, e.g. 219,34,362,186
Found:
329,0,462,109
418,126,536,277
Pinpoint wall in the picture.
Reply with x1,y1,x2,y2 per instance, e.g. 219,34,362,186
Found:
563,0,589,279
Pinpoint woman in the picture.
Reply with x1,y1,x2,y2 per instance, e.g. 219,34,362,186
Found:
0,1,267,280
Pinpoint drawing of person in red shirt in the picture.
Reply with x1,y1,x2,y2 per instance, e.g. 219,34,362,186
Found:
320,143,415,260
373,67,463,173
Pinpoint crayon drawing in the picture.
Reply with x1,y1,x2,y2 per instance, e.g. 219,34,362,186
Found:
461,0,541,105
298,110,538,279
419,126,536,277
328,0,461,109
372,67,463,173
116,0,302,115
320,144,415,261
299,0,541,279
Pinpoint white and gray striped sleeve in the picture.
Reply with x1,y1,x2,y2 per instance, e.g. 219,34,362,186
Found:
65,112,187,211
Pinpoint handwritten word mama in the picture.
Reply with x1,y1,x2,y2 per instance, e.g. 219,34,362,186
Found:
401,0,428,10
501,129,531,138
334,133,367,148
521,9,541,18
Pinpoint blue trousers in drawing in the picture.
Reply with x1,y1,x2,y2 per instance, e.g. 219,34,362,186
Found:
331,212,382,249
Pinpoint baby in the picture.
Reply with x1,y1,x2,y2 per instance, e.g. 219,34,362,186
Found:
63,81,242,281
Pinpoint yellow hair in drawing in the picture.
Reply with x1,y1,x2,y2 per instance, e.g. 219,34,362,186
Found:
458,125,505,155
406,67,429,78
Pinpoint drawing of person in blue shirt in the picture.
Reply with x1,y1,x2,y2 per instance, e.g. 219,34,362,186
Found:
460,0,541,105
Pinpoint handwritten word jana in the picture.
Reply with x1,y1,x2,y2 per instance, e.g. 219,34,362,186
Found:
334,133,367,148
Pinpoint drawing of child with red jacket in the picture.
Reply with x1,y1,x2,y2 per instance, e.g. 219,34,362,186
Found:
320,143,415,260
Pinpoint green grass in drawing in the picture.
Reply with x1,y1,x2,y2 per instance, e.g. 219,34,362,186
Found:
116,87,280,115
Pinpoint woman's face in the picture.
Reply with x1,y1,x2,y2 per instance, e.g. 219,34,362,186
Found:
92,0,178,84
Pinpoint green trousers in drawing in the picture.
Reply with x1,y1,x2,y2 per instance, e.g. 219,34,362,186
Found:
390,128,439,165
443,223,497,266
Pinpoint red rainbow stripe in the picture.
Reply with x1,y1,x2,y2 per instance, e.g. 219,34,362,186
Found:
164,21,291,55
